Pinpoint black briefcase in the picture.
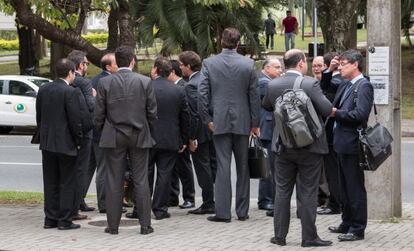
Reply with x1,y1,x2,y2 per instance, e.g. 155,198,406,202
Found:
358,106,393,171
248,137,270,179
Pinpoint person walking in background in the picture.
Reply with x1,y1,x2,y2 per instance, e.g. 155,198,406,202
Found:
264,13,276,50
281,10,298,51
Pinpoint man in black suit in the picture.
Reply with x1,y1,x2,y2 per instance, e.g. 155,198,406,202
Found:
95,46,156,235
88,53,118,214
67,50,95,217
328,50,373,242
168,60,196,209
36,58,82,230
179,51,217,215
262,49,333,247
148,57,190,220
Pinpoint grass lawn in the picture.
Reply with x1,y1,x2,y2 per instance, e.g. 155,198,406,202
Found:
0,191,43,204
402,47,414,119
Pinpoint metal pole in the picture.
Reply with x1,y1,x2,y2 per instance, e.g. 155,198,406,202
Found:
302,0,305,41
312,0,317,58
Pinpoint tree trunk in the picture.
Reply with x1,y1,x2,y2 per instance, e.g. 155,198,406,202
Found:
117,0,136,48
17,25,38,76
50,41,67,79
107,4,119,51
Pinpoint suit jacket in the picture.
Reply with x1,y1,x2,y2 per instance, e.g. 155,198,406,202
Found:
90,71,111,143
262,72,333,154
73,72,95,113
36,79,82,156
185,71,211,144
198,49,260,136
94,69,157,148
151,77,190,150
333,77,374,154
257,72,273,141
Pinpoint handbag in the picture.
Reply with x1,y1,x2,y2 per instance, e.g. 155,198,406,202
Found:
248,137,270,179
358,104,393,171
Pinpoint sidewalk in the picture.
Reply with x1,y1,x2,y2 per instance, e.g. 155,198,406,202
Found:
1,199,414,250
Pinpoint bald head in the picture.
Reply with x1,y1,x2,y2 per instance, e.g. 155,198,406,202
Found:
101,53,118,74
283,49,307,74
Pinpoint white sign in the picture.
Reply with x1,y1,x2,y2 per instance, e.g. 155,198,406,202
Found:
370,75,389,105
368,46,389,75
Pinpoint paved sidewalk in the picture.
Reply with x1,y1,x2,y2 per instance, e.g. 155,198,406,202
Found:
1,200,414,250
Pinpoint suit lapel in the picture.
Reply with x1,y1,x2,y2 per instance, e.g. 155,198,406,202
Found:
333,82,349,107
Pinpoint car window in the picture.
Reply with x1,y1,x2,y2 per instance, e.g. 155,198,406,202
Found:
0,80,3,94
29,79,50,87
9,81,34,96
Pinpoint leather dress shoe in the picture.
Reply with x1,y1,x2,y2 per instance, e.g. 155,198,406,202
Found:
266,210,274,217
80,203,95,212
188,206,215,215
140,225,154,235
301,238,333,247
207,215,231,223
270,237,286,246
43,224,57,229
338,233,364,241
154,212,171,220
317,207,341,215
179,201,195,209
125,211,138,219
258,203,274,211
58,223,80,230
328,226,348,234
237,215,249,221
104,227,118,235
72,213,88,220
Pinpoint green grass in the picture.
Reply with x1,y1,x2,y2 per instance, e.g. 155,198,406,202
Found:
0,191,43,204
402,48,414,119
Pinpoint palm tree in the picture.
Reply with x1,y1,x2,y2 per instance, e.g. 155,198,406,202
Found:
402,0,414,48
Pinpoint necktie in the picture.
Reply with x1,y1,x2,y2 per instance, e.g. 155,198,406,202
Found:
339,81,353,106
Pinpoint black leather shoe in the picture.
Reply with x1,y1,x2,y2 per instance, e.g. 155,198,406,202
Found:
338,233,364,241
328,226,348,234
207,215,230,223
104,227,118,235
179,201,195,209
266,210,274,217
317,207,341,215
154,212,171,220
80,203,95,212
238,215,249,221
301,238,333,247
125,211,138,219
188,206,215,215
43,224,57,229
270,237,286,246
140,225,154,235
72,213,88,221
58,223,81,230
258,203,274,211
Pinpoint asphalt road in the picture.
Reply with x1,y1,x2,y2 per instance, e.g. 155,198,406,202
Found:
1,132,413,202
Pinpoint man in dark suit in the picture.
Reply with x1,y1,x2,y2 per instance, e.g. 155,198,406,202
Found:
36,58,82,230
328,49,374,242
179,51,217,215
95,46,156,235
262,49,333,247
257,59,283,216
168,60,196,209
88,53,118,214
198,28,260,222
67,50,95,217
148,57,190,220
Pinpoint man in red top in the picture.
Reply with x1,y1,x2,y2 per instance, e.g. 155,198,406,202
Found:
281,10,298,51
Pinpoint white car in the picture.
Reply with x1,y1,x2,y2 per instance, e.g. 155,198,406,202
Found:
0,75,52,133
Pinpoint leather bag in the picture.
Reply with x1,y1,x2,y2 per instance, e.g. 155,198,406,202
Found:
248,137,270,179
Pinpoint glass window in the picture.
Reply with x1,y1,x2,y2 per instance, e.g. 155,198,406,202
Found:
28,79,50,87
0,80,3,94
9,81,33,96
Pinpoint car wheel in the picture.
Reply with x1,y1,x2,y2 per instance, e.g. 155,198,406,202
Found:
0,126,13,134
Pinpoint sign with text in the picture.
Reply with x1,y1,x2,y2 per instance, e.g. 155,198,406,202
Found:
368,46,390,75
370,75,389,104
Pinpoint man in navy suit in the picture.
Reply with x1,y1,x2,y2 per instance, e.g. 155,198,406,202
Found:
328,49,374,242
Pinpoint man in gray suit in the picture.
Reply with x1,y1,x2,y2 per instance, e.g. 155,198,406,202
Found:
95,46,156,235
198,27,260,222
262,49,333,247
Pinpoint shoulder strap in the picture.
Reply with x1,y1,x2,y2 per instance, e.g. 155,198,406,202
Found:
293,76,304,89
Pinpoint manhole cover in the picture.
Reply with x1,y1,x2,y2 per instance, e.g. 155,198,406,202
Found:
88,219,139,227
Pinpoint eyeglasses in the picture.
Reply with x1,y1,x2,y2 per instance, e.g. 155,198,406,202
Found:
339,61,351,67
269,65,281,70
312,64,324,68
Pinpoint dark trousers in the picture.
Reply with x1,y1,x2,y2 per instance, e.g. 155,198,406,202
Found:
191,140,216,208
324,146,341,211
90,142,106,211
73,136,92,213
42,150,77,227
170,149,195,204
105,132,152,229
148,149,177,216
213,134,249,219
337,153,367,236
258,140,275,207
266,33,274,49
273,150,322,241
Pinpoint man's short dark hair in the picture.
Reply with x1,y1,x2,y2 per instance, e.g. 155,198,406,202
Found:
340,49,364,72
154,57,172,78
283,50,305,69
221,27,241,49
67,50,87,70
286,10,292,15
115,46,135,68
323,51,339,67
55,58,75,79
100,53,115,71
178,51,202,72
170,60,182,78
